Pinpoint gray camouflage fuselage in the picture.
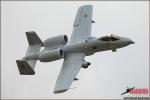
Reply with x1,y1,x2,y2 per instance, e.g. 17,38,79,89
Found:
63,36,134,56
35,35,134,62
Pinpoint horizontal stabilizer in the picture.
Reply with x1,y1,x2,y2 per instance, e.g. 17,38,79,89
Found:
16,60,35,75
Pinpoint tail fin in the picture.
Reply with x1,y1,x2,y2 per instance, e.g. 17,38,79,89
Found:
16,60,35,75
26,31,43,46
16,31,43,75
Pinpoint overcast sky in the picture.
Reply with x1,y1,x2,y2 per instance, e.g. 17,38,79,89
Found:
1,1,149,99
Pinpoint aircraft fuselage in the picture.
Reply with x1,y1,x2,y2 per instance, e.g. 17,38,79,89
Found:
63,36,134,56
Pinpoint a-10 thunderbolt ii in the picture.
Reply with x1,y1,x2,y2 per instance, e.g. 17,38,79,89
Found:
16,5,134,93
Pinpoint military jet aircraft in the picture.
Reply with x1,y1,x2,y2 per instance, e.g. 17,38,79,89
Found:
16,5,134,93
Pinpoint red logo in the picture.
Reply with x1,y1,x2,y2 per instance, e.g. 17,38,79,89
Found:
129,88,149,95
121,87,149,99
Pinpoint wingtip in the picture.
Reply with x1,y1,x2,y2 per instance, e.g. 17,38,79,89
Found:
53,89,68,94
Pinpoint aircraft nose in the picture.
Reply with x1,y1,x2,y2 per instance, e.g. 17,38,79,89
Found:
128,39,135,44
120,38,135,47
128,40,135,44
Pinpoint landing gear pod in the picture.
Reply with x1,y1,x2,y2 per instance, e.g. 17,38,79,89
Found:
81,60,91,68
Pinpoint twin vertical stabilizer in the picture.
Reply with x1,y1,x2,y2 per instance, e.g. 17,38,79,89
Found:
16,31,43,75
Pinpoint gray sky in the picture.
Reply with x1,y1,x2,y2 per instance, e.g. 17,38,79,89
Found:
1,1,149,99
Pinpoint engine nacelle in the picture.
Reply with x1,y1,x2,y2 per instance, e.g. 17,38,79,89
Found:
43,35,68,49
82,60,91,69
38,49,63,62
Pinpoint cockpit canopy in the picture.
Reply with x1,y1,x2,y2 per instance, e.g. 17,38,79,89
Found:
98,34,120,41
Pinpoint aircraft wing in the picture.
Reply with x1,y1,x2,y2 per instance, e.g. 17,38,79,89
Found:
70,5,93,44
54,53,85,93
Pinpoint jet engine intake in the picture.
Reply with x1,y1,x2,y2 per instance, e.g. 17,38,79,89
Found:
39,49,63,62
82,60,91,68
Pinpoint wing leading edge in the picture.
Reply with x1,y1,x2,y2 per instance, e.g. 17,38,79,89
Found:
54,53,85,93
70,5,93,44
54,5,93,93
